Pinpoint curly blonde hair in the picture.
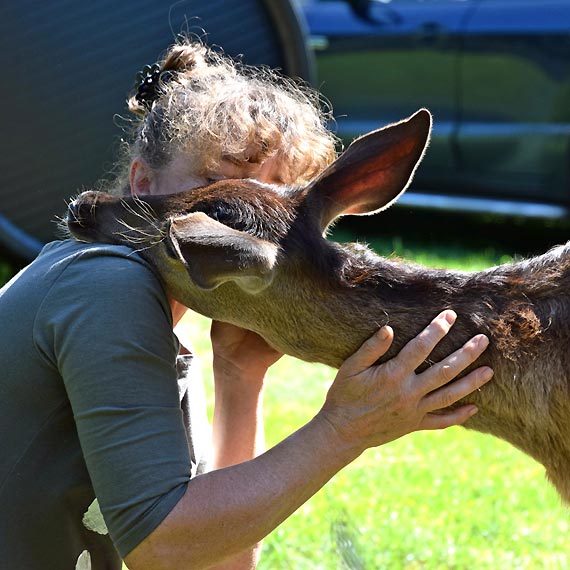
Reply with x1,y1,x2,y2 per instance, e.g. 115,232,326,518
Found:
110,39,339,193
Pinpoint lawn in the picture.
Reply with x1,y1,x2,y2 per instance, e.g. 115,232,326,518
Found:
2,216,569,569
176,222,570,570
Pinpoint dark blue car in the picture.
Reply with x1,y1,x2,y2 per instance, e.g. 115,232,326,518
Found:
300,0,570,218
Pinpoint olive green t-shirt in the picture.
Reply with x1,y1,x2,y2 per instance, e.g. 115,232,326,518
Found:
0,240,208,569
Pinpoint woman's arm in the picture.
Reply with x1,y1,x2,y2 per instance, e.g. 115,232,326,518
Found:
125,310,493,570
209,321,281,469
208,322,281,569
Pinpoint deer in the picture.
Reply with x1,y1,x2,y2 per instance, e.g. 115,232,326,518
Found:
66,109,570,503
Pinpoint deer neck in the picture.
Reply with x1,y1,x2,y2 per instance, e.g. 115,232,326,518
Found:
243,247,477,368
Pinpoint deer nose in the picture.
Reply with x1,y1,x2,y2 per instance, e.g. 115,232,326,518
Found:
67,199,86,227
66,198,98,233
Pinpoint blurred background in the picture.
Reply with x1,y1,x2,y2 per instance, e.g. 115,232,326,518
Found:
2,0,570,269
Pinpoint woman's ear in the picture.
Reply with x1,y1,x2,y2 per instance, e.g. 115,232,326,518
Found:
129,159,153,195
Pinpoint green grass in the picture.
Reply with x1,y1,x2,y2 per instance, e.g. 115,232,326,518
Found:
178,231,570,570
332,228,515,272
0,259,15,287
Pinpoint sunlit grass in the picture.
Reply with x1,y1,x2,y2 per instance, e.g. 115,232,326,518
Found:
332,229,515,272
177,233,570,569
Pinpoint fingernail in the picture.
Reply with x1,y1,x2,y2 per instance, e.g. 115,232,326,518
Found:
377,326,390,340
480,367,494,381
441,310,456,325
476,334,489,348
467,406,478,417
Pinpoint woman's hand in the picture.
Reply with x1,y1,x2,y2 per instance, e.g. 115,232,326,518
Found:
319,310,493,456
210,321,283,382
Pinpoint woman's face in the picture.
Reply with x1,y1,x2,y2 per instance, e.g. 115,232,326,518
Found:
128,150,286,321
131,149,284,197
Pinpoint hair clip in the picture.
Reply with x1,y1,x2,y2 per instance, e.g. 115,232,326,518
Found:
134,63,174,110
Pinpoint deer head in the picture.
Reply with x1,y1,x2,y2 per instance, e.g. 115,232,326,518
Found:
66,109,432,365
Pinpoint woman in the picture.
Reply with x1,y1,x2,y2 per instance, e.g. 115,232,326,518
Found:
0,40,493,570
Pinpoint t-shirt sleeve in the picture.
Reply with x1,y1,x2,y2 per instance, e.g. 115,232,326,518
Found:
34,247,192,557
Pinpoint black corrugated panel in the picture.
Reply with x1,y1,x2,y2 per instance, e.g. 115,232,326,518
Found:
0,0,311,258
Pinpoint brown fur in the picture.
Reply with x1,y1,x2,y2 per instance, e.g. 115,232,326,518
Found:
67,110,570,502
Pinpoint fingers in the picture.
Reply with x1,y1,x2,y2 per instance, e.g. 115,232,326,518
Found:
324,310,494,451
420,360,492,430
340,326,394,376
422,364,493,412
419,342,494,431
393,310,457,373
420,404,480,431
420,333,491,396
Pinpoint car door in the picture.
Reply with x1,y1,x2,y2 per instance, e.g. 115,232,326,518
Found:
456,0,570,205
302,0,473,192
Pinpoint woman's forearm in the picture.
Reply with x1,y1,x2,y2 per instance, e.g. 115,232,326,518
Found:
211,365,266,470
209,366,267,570
125,414,353,570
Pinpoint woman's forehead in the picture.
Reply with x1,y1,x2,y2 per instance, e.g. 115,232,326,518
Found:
169,148,286,184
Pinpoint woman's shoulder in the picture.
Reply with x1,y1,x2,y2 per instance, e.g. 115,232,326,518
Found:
35,240,172,323
37,239,167,303
42,239,158,278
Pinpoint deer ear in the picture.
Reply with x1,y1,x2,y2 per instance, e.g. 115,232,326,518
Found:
309,109,432,231
167,212,278,292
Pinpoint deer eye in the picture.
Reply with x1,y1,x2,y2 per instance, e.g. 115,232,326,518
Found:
205,203,237,227
191,200,250,233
